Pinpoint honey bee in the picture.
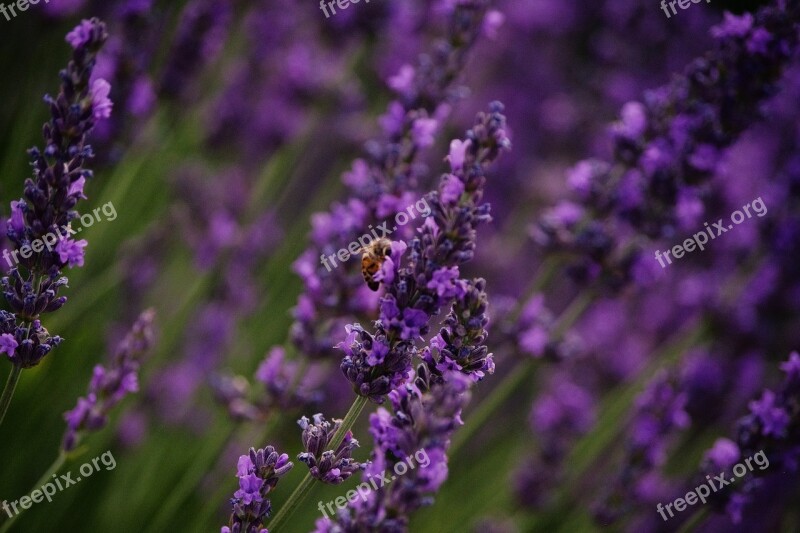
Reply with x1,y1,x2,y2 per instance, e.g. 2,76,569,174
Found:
358,238,393,291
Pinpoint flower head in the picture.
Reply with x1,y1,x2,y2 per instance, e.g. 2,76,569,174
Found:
340,103,510,402
2,17,110,368
222,445,292,533
62,310,156,451
56,238,88,268
297,414,367,484
65,19,97,49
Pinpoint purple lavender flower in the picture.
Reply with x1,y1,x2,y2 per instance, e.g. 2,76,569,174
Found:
297,414,367,484
534,0,800,290
62,309,156,451
290,0,495,364
55,238,88,267
315,372,472,531
0,334,18,359
514,373,596,510
211,347,325,422
340,103,510,402
160,0,232,100
65,19,97,49
748,390,791,437
0,18,111,369
147,170,283,425
78,0,160,159
593,371,690,524
221,445,293,533
696,352,800,524
420,278,494,384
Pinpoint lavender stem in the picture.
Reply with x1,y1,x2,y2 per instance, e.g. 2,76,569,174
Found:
0,365,22,429
267,395,367,530
0,451,65,533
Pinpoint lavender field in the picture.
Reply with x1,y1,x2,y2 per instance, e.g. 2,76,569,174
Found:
0,1,798,532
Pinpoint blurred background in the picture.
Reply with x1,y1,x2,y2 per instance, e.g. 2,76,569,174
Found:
1,0,798,532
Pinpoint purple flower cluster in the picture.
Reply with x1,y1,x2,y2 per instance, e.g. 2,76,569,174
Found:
514,372,595,509
62,309,156,451
297,413,366,484
534,3,800,290
86,0,158,158
315,372,472,532
696,352,800,523
0,18,111,369
594,371,691,523
212,347,324,422
222,446,293,533
339,103,510,402
468,3,800,530
290,0,495,362
159,0,232,100
146,166,284,425
419,278,494,385
13,1,800,530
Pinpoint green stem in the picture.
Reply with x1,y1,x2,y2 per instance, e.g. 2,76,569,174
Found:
330,395,368,451
0,365,22,429
0,451,65,533
676,508,709,533
268,472,316,533
268,395,368,531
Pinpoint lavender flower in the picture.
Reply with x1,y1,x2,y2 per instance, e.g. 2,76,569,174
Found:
315,372,472,532
212,348,324,422
148,167,284,425
297,413,366,484
0,18,111,369
697,352,800,524
62,309,156,451
514,373,596,510
419,278,494,385
221,445,293,533
534,1,800,290
593,371,690,524
159,0,232,100
339,103,510,402
290,0,495,362
86,0,159,160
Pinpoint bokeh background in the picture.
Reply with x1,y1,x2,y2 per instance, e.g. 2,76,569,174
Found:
1,0,798,532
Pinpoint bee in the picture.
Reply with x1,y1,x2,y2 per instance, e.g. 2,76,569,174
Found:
358,238,393,291
35,325,50,344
